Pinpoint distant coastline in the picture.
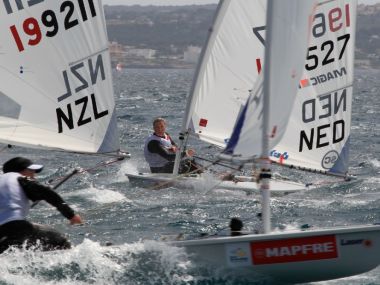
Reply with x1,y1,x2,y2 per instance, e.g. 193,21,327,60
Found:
106,3,380,69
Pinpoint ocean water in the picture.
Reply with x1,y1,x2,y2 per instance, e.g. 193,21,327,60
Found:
0,68,379,285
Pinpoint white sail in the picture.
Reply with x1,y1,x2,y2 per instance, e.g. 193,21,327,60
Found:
270,0,356,176
183,0,266,148
225,0,315,159
0,0,119,154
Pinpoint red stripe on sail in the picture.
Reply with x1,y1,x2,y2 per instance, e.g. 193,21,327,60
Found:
256,58,262,74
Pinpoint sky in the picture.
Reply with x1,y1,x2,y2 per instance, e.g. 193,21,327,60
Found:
103,0,380,6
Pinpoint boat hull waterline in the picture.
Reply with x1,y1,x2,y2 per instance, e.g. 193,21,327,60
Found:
126,172,308,195
173,225,380,283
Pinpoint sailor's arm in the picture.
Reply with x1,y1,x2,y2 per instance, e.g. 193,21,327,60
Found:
18,177,83,225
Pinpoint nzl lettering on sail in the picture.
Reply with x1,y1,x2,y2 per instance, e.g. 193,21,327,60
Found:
56,54,109,134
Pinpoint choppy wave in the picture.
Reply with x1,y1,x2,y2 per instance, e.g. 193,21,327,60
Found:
1,68,379,285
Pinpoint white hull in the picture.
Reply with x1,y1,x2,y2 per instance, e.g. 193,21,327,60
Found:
173,225,380,283
126,172,308,195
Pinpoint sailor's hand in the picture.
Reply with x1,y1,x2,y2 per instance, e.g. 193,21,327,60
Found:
70,214,83,225
186,149,195,157
167,146,177,153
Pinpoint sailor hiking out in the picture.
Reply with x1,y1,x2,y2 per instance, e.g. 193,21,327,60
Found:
0,157,82,253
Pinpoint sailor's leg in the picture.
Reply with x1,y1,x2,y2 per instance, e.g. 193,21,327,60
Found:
151,162,174,173
31,223,71,251
0,220,34,253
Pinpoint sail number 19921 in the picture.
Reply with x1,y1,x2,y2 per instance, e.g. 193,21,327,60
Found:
9,0,97,52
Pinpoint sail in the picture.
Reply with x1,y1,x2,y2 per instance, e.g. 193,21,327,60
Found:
225,0,316,159
269,0,356,175
0,0,119,154
182,0,267,148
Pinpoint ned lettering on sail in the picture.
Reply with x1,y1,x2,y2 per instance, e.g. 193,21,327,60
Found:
56,54,109,133
299,88,347,152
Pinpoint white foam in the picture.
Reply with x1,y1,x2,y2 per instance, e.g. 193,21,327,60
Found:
366,177,380,184
69,186,131,204
119,159,149,176
0,239,194,285
369,159,380,168
127,95,144,100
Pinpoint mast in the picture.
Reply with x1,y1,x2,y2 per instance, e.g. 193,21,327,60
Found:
260,0,316,233
260,0,274,234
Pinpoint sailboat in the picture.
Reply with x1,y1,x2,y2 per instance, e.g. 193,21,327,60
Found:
125,0,308,194
172,0,380,283
0,2,125,164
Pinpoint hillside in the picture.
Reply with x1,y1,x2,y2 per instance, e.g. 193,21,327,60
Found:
105,5,215,56
104,4,380,68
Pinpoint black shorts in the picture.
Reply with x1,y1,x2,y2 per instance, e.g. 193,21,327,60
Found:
0,220,71,253
150,159,202,174
150,162,175,173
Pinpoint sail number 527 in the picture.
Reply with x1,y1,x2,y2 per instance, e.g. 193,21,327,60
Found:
305,34,350,71
10,0,97,52
305,4,351,71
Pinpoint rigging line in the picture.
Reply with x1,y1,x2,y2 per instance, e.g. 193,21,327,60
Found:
69,47,109,66
271,160,353,180
318,0,336,7
203,168,242,196
0,144,12,154
193,155,242,171
315,82,354,99
175,131,191,162
214,56,252,89
46,156,125,186
31,168,79,209
308,178,354,187
182,130,190,152
70,150,130,158
77,157,125,174
81,156,126,172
